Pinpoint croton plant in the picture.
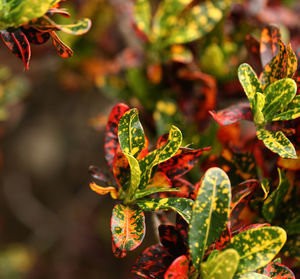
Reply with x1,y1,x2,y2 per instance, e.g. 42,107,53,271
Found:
0,0,91,69
89,103,296,278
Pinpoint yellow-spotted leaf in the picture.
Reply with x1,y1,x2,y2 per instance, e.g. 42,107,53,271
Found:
189,167,231,269
89,182,118,199
256,128,297,159
272,95,300,121
236,272,271,279
262,78,297,121
118,108,146,158
201,249,239,279
138,125,182,189
226,226,287,275
253,92,265,125
136,197,193,223
133,0,151,36
262,169,289,222
123,153,141,203
111,204,145,252
238,63,263,111
283,44,298,78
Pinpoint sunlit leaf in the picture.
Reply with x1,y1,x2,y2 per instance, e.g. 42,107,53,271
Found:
111,204,145,252
189,167,231,268
89,182,118,199
136,197,193,223
236,272,271,279
256,128,297,159
164,255,189,279
133,0,151,36
139,126,182,189
272,95,300,121
238,63,263,110
262,169,289,222
226,226,287,275
201,249,239,279
262,78,297,121
253,92,265,125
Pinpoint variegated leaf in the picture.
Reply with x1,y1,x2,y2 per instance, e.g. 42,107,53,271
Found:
257,260,296,279
139,126,182,189
236,272,270,279
49,31,73,58
164,255,189,279
272,95,300,121
283,44,298,78
226,226,287,275
118,108,146,158
262,78,297,121
111,204,145,252
89,182,118,199
201,249,239,279
133,0,151,36
210,103,253,125
104,103,130,170
189,167,231,268
136,197,193,223
113,152,130,190
253,92,265,125
238,63,263,110
256,128,297,159
262,169,289,222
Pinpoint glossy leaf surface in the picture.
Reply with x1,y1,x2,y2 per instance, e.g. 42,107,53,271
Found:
256,128,297,159
111,204,145,252
137,197,193,223
89,182,118,199
189,167,231,268
237,273,270,279
227,226,287,275
272,95,300,121
257,260,295,279
164,255,189,279
201,249,239,279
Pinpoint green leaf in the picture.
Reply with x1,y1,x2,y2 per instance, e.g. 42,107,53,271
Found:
111,204,145,252
138,125,182,189
189,167,231,268
134,187,179,200
136,197,193,223
226,226,287,275
123,153,141,202
262,78,297,121
201,249,239,279
283,44,298,78
256,128,297,159
262,169,289,222
238,63,263,111
0,0,60,29
133,0,151,36
118,108,146,158
236,272,271,279
253,92,265,125
272,95,300,121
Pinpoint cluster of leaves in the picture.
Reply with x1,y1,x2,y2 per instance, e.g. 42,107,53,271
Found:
89,103,210,256
0,0,91,69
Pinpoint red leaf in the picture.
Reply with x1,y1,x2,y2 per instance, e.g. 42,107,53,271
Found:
0,29,31,69
258,261,296,279
131,245,174,279
157,147,211,180
113,152,130,190
164,255,189,279
112,238,127,258
49,31,73,58
210,103,253,126
22,26,50,45
104,103,130,170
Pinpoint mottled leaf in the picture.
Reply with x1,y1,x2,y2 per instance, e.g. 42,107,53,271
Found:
139,126,182,189
49,31,73,58
111,204,145,252
262,169,289,222
189,167,231,268
201,249,239,279
272,95,300,121
256,128,297,159
283,44,298,78
210,103,253,125
131,244,174,279
262,78,297,121
133,0,151,36
0,29,31,69
104,103,130,170
164,255,189,279
238,63,263,110
22,26,50,44
89,182,118,199
226,226,287,275
118,108,146,158
253,92,265,125
113,152,130,190
137,197,193,223
257,260,296,279
236,272,270,279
